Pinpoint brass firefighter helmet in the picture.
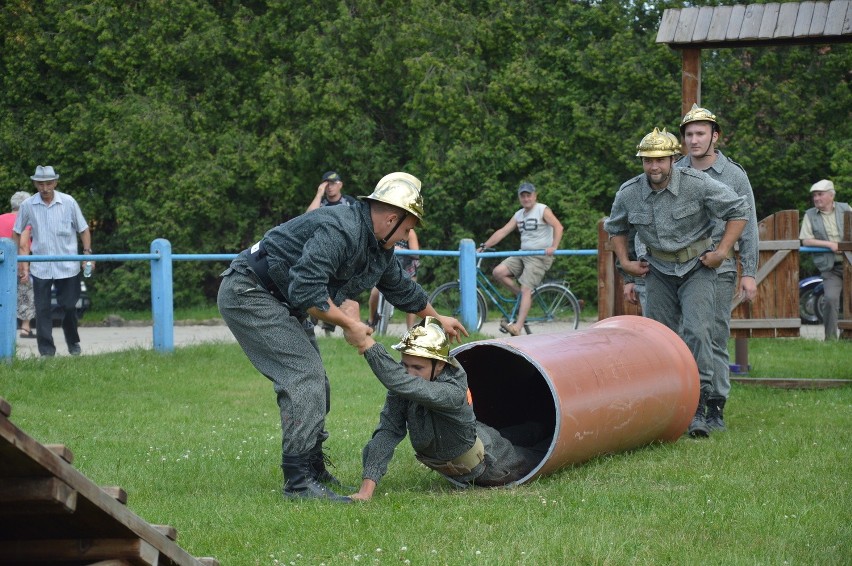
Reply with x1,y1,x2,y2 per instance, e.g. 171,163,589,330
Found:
636,127,681,158
679,103,718,134
360,172,425,222
392,316,461,368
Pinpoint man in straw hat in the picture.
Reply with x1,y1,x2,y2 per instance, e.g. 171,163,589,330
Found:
13,166,92,357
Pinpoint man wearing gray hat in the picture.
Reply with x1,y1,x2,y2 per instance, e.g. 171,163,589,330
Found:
13,165,93,356
799,179,850,340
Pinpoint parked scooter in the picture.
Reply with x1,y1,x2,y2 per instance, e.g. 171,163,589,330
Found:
799,275,825,325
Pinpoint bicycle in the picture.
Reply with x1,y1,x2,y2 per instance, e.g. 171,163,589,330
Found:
428,248,581,334
374,292,395,335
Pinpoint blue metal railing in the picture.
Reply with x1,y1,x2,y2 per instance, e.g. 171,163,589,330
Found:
0,237,835,362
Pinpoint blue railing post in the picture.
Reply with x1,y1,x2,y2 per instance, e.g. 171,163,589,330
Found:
1,238,18,362
458,239,478,330
151,239,174,353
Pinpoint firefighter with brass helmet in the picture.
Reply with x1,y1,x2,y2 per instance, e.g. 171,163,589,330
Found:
349,317,547,501
676,103,760,433
604,127,751,438
217,172,468,502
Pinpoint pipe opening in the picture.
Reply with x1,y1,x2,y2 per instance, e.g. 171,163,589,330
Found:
455,344,556,481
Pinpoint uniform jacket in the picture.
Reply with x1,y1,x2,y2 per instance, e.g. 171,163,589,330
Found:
361,344,538,486
676,151,759,277
604,167,750,278
256,201,428,315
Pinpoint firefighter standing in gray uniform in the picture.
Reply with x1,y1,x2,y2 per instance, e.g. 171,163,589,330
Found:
218,172,467,502
604,127,750,438
675,104,759,433
350,317,546,501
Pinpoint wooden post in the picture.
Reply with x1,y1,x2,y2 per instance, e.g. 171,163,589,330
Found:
682,48,701,115
838,210,852,339
597,219,641,320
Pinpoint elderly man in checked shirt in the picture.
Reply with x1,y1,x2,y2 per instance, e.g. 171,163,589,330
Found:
604,128,749,439
218,172,467,502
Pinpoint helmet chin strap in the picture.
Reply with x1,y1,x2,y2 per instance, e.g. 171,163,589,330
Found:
430,359,438,381
378,211,408,247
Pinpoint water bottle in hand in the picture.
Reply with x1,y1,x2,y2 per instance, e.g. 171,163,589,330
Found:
83,261,93,278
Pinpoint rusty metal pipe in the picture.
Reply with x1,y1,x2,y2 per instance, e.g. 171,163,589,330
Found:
452,315,698,485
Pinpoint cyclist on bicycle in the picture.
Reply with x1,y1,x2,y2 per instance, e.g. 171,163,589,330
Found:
478,182,563,336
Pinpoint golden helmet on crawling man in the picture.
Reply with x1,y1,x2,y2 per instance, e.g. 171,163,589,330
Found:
636,127,681,158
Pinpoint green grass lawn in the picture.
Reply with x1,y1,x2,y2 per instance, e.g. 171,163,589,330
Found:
3,335,850,565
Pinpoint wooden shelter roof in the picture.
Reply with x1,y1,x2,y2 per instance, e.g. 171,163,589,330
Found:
657,1,852,48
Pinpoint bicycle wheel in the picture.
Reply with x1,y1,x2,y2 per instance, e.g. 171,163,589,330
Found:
527,283,581,330
428,282,487,331
375,293,395,335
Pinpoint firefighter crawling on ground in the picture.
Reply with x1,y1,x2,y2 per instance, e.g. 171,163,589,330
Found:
349,317,548,500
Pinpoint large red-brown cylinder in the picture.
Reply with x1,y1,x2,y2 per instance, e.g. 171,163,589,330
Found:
452,315,698,485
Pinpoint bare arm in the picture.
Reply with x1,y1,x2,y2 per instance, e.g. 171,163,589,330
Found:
306,182,329,212
802,237,838,253
480,217,517,250
407,229,419,251
16,227,30,281
542,207,563,256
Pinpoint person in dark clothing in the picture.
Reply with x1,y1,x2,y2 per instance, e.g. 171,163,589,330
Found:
218,172,467,502
350,317,546,501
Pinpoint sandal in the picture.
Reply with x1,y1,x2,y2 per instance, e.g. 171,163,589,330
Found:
19,330,36,339
499,320,521,337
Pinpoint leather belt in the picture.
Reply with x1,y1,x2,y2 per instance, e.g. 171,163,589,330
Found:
646,237,714,263
415,437,485,477
244,240,287,303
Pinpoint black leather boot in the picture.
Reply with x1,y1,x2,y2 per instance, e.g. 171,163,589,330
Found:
688,389,710,438
706,397,727,432
281,454,351,502
308,443,353,490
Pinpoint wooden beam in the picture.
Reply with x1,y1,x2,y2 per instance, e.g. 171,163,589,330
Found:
101,485,129,504
0,477,77,514
46,444,75,464
758,239,800,251
0,538,160,564
732,377,852,389
729,318,801,329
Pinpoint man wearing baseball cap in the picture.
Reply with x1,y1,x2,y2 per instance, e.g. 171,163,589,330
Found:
799,179,851,340
306,170,357,211
478,181,564,336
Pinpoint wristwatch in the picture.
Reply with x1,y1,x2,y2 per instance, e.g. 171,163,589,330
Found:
83,248,93,253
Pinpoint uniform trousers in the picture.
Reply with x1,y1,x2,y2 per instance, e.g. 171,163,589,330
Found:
644,263,717,390
709,271,736,400
218,269,331,456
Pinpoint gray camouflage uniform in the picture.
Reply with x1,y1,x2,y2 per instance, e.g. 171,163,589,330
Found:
217,202,428,457
604,167,750,390
675,151,759,400
361,344,544,487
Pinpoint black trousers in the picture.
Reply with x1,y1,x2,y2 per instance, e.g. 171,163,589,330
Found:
32,274,80,356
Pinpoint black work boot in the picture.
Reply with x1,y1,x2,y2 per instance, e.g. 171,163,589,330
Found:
308,443,354,490
688,389,710,438
706,397,727,432
281,454,351,502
